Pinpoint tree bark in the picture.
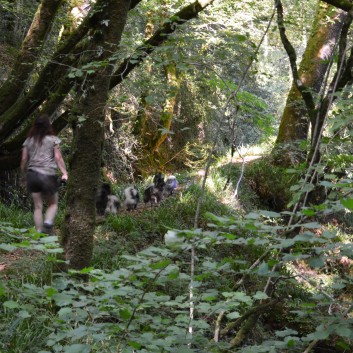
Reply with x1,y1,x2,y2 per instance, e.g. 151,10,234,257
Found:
0,0,64,116
272,1,344,166
151,62,181,152
132,10,154,141
62,0,130,270
321,0,353,12
309,12,353,164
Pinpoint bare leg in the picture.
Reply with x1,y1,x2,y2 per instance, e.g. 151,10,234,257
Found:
44,192,58,226
31,192,43,232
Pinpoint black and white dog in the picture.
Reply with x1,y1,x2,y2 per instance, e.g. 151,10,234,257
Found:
96,182,111,216
144,172,165,206
105,195,120,215
96,182,120,216
124,186,140,211
165,175,178,196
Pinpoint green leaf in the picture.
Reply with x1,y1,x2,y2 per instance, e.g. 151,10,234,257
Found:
52,293,74,306
3,300,20,309
257,262,269,275
0,283,6,296
335,325,353,338
337,340,351,350
149,259,171,270
340,198,353,211
18,310,31,318
301,222,321,229
63,344,91,353
301,209,316,216
46,287,58,297
39,235,59,243
0,243,17,251
302,183,315,192
307,329,329,340
168,271,180,280
119,308,132,320
253,291,268,300
275,328,298,337
79,267,94,274
287,339,296,347
77,116,87,123
158,127,174,135
235,34,247,42
245,212,260,219
308,257,325,268
226,311,240,319
145,95,154,104
128,341,142,349
58,307,73,317
320,180,335,187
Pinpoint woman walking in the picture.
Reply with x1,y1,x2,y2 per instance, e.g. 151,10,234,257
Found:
20,114,68,234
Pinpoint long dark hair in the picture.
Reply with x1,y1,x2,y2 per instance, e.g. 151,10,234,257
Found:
28,114,55,144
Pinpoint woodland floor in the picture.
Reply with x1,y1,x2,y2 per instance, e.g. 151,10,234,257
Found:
0,155,270,276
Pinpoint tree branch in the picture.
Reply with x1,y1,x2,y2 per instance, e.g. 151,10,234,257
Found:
109,0,215,89
275,0,316,113
321,0,353,12
0,0,64,115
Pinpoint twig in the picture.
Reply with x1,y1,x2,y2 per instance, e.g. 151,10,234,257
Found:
303,339,319,353
220,299,278,337
231,145,246,200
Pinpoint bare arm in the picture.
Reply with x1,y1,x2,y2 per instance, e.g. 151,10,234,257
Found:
54,145,68,181
20,146,28,175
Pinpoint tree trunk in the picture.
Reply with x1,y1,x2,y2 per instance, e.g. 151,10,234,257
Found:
272,2,344,166
0,0,64,116
61,0,130,270
151,62,181,152
132,10,154,141
309,12,353,164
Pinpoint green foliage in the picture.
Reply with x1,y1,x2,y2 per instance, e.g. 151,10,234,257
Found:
244,157,297,211
2,161,353,352
0,204,33,237
2,199,353,352
0,0,38,46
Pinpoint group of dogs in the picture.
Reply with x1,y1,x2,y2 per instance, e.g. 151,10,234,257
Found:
96,173,178,216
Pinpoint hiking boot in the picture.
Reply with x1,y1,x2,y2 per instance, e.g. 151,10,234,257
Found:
43,223,53,235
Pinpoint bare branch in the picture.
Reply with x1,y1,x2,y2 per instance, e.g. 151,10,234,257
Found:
321,0,353,12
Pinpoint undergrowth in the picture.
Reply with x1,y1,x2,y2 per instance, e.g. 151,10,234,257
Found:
1,166,353,353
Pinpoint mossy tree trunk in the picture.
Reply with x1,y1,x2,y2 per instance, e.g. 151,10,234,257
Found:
132,10,154,142
133,4,182,154
151,61,181,152
272,2,344,166
0,0,64,116
309,11,353,164
61,0,130,270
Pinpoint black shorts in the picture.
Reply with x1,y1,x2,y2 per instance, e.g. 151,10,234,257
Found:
27,170,59,195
